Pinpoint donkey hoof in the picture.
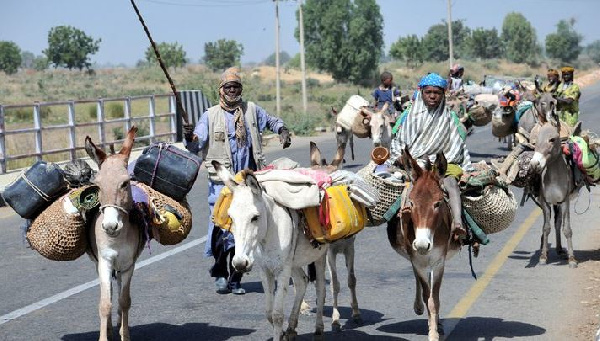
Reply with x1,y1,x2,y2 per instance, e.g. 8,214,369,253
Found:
556,248,568,259
352,315,364,325
313,330,325,341
414,304,424,316
539,256,548,265
332,322,342,332
283,329,297,341
569,257,578,268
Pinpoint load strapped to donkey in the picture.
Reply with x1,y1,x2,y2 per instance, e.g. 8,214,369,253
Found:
4,139,201,261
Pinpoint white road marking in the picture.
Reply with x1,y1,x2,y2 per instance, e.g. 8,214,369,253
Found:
0,235,207,325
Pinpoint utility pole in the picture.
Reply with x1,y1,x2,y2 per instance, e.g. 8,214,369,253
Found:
447,0,454,69
298,0,307,114
274,0,281,116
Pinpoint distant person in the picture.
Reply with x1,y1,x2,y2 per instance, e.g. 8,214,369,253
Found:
556,66,581,127
543,69,560,93
184,67,291,295
448,64,465,94
372,71,401,119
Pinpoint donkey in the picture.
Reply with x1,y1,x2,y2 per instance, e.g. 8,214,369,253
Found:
529,116,581,268
212,160,328,340
307,142,362,331
334,95,390,162
84,126,145,341
387,149,461,341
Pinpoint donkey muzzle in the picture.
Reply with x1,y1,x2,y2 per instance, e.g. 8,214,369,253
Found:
232,255,253,273
413,229,433,255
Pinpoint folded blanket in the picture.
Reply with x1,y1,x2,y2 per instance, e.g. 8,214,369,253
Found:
330,170,379,207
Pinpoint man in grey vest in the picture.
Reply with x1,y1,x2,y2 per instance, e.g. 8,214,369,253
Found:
184,67,291,294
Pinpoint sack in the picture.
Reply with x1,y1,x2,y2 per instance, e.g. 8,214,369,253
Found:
491,110,516,138
467,105,492,127
133,143,202,201
352,114,371,138
134,182,193,245
459,168,501,190
462,185,517,234
511,151,536,188
212,172,246,231
4,161,68,219
569,136,600,182
62,159,95,188
303,185,367,243
26,188,92,261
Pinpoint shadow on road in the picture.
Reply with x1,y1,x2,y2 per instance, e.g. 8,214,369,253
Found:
62,322,254,341
443,316,546,340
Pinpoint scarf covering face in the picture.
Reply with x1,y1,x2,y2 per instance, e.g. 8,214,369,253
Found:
389,90,472,170
219,67,246,146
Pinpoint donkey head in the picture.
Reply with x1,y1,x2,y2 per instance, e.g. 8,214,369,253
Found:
360,102,391,148
535,91,557,124
530,120,562,172
309,141,344,173
85,126,138,236
213,161,265,273
401,148,449,255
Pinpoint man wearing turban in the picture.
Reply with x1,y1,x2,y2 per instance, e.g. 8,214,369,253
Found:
388,73,472,241
556,66,581,126
185,67,291,295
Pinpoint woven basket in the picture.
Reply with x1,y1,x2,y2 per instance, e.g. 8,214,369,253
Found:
468,105,492,127
357,161,406,226
27,192,88,261
134,182,192,245
511,151,535,188
462,185,517,234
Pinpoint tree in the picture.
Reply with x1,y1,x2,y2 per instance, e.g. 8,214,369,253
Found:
299,0,384,83
144,42,187,69
203,39,244,71
545,18,582,63
421,20,470,62
501,12,538,63
43,26,100,70
0,41,22,74
586,40,600,64
469,28,502,59
33,56,48,71
20,51,35,69
389,35,423,68
264,51,291,67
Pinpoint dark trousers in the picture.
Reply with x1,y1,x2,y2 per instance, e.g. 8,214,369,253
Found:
209,227,243,284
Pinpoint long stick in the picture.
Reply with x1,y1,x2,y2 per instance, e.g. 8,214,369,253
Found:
129,0,189,124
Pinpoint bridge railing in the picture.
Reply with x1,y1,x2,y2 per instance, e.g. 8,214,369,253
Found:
0,94,178,174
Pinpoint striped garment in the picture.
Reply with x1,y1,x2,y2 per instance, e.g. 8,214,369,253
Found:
389,92,472,170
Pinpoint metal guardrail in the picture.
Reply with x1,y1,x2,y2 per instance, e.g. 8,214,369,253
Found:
0,94,177,174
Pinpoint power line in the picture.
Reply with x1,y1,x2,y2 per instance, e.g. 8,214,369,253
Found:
139,0,271,7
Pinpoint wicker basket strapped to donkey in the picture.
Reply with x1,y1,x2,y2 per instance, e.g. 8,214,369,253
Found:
357,161,407,226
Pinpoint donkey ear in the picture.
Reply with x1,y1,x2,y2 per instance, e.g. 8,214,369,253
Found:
402,147,422,180
331,145,345,167
309,141,322,166
245,173,262,196
572,121,582,137
119,126,138,159
435,152,447,177
212,160,237,190
85,136,107,167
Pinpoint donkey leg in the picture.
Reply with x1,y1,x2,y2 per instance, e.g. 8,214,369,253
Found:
427,264,445,341
285,267,308,340
553,205,566,257
412,266,424,316
261,270,276,326
539,202,552,265
327,249,342,331
118,268,134,341
273,268,291,341
98,261,113,341
345,241,362,325
561,201,578,268
313,254,327,339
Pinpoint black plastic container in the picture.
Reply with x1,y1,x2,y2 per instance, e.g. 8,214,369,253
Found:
133,143,202,201
3,161,68,219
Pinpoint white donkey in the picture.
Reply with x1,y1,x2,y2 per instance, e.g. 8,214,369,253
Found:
334,95,391,162
307,142,362,331
85,126,145,341
212,160,328,340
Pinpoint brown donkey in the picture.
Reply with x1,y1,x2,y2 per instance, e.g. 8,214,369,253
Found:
85,126,145,341
387,148,461,341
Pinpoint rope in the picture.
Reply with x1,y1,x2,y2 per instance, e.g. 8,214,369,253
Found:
19,171,52,202
129,0,188,124
574,187,591,215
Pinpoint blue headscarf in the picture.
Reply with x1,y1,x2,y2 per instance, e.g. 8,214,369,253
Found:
418,73,447,89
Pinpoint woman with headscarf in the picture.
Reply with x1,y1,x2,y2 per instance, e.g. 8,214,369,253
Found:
185,67,291,295
556,66,581,127
388,73,472,239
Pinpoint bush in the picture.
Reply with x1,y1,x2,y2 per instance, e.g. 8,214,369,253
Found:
280,110,321,136
106,102,123,119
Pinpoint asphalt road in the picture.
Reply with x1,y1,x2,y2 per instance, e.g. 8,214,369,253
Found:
1,83,600,341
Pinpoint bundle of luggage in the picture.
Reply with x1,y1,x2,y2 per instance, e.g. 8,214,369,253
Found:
3,142,200,261
212,157,378,244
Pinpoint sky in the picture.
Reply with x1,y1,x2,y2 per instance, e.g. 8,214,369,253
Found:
1,0,600,67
